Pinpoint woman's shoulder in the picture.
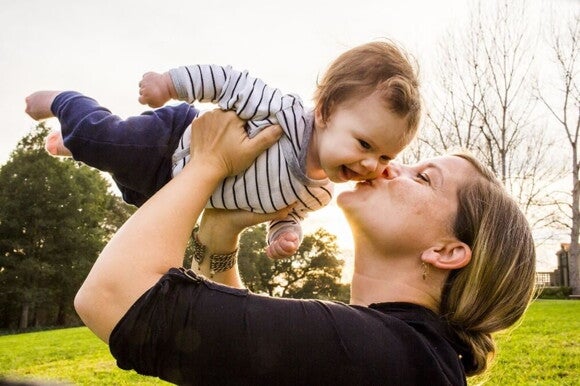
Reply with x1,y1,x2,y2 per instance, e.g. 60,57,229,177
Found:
341,301,468,385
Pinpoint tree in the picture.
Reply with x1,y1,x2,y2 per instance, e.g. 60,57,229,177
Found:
410,0,566,254
423,1,538,175
537,13,580,293
0,124,133,329
238,225,349,302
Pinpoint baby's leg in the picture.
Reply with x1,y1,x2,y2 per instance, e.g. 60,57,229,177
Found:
25,91,74,157
48,92,198,205
45,130,72,156
25,91,60,120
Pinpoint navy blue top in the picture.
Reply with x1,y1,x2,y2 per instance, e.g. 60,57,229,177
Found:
110,268,470,385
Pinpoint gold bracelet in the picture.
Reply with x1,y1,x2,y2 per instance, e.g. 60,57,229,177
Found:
192,231,238,277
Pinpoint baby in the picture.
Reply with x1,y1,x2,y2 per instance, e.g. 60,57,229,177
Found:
25,41,421,270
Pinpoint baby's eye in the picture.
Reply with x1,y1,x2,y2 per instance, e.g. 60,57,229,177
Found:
358,140,371,149
379,155,390,165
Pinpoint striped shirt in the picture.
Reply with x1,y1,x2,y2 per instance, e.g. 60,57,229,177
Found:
169,64,333,244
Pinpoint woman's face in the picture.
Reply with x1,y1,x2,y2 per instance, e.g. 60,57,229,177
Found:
337,155,476,255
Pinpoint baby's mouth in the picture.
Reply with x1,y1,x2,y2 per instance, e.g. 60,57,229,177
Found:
340,166,355,181
343,165,369,181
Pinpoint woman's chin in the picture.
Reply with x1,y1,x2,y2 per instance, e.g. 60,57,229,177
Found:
336,190,357,213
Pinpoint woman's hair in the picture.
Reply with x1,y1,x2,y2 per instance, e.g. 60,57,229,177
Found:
440,152,536,376
313,40,422,146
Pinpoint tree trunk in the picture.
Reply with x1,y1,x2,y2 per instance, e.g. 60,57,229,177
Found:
569,153,580,293
19,302,29,329
569,244,579,294
57,298,67,326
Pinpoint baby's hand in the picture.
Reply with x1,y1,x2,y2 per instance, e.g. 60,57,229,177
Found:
138,72,175,108
25,91,60,120
266,231,300,259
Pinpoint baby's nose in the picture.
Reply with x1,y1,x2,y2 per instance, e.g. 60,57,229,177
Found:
361,157,380,171
382,162,401,179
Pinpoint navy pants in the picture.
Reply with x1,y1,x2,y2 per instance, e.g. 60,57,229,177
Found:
52,91,199,206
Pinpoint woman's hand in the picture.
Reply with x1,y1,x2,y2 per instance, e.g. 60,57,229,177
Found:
189,110,283,178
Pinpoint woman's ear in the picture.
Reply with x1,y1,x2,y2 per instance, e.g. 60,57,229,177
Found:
421,241,472,270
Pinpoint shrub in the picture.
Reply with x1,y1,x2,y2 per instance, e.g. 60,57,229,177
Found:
535,286,573,299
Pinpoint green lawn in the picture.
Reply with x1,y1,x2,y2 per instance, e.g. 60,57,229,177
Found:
0,327,168,385
469,300,579,385
1,300,578,385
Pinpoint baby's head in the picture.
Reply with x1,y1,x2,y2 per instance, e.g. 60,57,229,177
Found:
311,41,422,183
314,40,421,135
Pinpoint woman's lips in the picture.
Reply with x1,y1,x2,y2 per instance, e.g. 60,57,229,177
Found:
356,179,373,187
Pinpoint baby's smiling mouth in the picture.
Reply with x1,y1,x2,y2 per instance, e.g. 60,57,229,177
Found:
341,166,365,181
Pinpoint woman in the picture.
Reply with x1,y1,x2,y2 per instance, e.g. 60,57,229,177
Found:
74,110,536,385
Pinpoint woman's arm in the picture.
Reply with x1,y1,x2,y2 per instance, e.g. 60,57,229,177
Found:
74,110,282,343
196,206,293,287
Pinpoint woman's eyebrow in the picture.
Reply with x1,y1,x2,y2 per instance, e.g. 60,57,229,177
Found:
424,162,442,172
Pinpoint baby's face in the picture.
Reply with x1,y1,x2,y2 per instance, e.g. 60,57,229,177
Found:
313,93,410,183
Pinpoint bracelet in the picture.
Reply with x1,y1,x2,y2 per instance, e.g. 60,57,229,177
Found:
192,231,238,277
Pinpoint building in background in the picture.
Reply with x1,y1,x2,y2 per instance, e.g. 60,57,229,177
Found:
536,243,570,287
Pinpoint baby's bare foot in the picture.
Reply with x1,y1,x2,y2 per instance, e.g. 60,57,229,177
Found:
45,130,72,156
25,91,60,120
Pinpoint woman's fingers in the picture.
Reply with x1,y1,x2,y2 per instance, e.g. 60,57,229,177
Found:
190,110,282,177
225,123,282,175
243,124,283,155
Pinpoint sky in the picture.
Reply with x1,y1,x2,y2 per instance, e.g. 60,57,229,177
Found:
0,0,575,276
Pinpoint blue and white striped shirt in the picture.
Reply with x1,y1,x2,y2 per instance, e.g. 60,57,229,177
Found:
169,64,333,244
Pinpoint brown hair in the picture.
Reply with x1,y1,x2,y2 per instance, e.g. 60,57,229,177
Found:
440,152,536,376
313,40,422,145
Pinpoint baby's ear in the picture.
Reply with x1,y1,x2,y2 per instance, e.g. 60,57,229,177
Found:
314,108,326,129
421,241,472,270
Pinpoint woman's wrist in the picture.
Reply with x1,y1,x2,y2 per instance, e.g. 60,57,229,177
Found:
180,157,226,189
192,230,237,273
193,225,243,287
197,213,241,255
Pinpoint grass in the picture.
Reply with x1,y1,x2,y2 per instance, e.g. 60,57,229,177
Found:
0,327,168,385
0,300,578,385
469,299,579,385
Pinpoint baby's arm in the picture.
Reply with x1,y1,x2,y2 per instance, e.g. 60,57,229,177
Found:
138,72,178,108
138,66,228,108
140,65,291,130
266,214,303,259
266,231,301,259
169,65,287,121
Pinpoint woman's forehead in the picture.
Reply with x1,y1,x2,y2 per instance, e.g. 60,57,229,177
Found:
412,155,461,170
428,155,472,169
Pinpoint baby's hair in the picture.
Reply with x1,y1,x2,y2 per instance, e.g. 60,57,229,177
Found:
314,40,422,145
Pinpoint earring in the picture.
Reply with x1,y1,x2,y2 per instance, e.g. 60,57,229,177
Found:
422,262,430,280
